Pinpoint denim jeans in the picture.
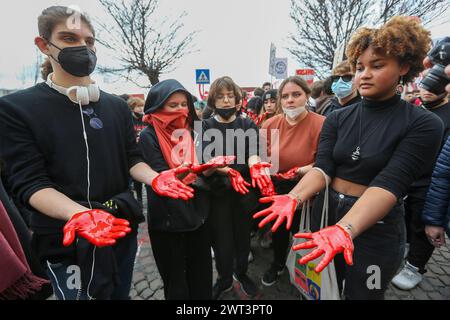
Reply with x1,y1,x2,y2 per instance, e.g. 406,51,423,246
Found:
37,230,138,300
311,188,406,300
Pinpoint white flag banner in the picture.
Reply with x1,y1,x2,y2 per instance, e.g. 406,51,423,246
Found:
269,43,277,76
273,58,288,79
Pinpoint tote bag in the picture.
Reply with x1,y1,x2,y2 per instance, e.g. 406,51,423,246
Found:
286,168,340,300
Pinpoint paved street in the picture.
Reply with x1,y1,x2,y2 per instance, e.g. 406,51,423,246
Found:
130,192,450,300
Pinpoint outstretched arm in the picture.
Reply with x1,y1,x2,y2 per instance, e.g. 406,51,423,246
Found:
130,162,194,200
254,168,328,232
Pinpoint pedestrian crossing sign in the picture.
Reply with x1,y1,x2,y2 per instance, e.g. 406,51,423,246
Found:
196,69,210,84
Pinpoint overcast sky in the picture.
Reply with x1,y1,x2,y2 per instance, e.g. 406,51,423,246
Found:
0,0,449,98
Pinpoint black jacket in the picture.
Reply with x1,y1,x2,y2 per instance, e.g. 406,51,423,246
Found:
139,125,210,232
139,79,209,232
319,95,361,117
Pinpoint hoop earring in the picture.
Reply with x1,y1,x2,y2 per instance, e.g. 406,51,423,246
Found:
396,76,404,95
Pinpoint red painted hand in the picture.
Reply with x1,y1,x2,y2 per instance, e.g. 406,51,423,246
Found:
151,166,195,200
260,181,276,196
250,162,272,191
293,225,354,273
63,209,131,247
227,168,251,195
190,156,236,174
253,195,298,232
273,167,301,181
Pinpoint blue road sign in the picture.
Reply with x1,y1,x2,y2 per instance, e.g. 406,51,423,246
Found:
196,69,210,84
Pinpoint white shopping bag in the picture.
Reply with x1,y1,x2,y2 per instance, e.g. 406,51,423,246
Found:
286,168,340,300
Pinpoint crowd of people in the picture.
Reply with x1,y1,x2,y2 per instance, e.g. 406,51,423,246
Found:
1,5,450,301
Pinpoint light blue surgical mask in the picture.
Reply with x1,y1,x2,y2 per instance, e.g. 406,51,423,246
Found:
332,78,354,99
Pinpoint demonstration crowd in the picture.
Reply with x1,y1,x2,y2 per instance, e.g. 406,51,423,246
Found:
1,6,449,301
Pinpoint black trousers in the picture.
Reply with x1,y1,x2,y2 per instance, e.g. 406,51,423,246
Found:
271,208,301,269
404,186,435,273
209,189,258,286
149,223,212,300
269,179,302,269
311,188,406,300
133,181,143,201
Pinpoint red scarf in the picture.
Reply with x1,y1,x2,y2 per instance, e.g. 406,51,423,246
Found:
143,108,198,185
0,200,48,299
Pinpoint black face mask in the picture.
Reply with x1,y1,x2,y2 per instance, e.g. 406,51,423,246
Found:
134,112,143,119
421,95,447,110
48,41,97,77
215,107,237,120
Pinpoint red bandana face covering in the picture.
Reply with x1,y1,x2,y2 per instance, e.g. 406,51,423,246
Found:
143,108,198,185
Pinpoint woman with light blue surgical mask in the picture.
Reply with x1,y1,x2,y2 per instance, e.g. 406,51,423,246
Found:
319,61,361,117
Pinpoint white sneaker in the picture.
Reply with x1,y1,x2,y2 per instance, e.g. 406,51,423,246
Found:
248,251,254,263
391,261,423,290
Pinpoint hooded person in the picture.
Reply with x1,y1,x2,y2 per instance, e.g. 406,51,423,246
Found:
138,79,236,300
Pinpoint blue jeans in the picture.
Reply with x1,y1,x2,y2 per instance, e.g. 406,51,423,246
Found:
39,230,137,300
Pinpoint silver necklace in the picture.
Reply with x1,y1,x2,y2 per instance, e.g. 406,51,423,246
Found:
351,107,363,162
351,101,399,162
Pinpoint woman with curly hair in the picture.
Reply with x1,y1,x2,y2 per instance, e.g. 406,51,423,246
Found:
253,16,444,299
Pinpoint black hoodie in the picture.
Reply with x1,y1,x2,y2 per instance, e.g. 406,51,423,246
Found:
139,79,209,232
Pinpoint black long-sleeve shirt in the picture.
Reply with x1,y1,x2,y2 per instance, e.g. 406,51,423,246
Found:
200,116,259,194
0,83,142,233
315,94,444,199
201,116,259,177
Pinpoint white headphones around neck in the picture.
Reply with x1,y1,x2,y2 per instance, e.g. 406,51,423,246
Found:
46,73,100,105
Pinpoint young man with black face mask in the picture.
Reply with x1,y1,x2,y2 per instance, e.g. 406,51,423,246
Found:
0,6,194,300
392,71,450,291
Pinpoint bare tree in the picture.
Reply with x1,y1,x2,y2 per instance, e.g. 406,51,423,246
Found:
288,0,371,77
96,0,198,87
375,0,450,25
289,0,449,77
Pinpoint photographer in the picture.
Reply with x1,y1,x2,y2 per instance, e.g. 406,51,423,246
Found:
392,67,450,290
422,37,450,94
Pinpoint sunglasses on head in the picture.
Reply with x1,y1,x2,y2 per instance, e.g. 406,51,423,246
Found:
332,75,353,83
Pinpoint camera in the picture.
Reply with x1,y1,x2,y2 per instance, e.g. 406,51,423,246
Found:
419,37,450,95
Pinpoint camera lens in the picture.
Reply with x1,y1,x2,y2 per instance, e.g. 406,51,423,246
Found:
419,64,449,95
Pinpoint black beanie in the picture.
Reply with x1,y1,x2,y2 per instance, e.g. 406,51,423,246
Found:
262,89,278,102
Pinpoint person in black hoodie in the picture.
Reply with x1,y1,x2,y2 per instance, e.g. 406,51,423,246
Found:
0,6,194,300
139,79,234,300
